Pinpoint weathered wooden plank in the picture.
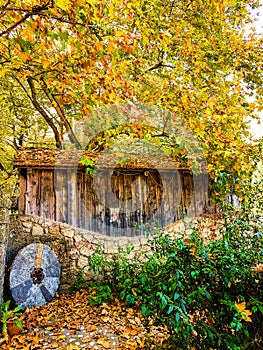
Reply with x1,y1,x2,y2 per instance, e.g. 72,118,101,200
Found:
54,170,67,223
62,170,69,224
126,172,133,229
20,163,212,237
85,174,93,231
95,169,105,235
70,171,78,227
66,169,78,227
161,171,182,226
179,171,194,217
18,169,27,214
194,173,209,217
144,171,155,223
40,170,55,221
121,171,128,230
25,168,39,216
77,172,85,228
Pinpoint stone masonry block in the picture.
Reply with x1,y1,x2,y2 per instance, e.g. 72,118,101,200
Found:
0,224,7,241
0,208,9,224
32,225,44,236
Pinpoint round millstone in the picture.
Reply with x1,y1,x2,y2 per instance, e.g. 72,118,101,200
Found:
10,243,61,310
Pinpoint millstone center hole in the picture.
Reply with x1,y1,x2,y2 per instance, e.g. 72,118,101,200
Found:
31,267,45,284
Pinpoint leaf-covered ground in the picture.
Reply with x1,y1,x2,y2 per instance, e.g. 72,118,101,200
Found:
1,290,169,349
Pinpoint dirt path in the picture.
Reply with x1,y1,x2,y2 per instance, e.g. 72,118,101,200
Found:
0,290,169,349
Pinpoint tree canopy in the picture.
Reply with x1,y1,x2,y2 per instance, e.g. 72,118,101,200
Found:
0,0,262,197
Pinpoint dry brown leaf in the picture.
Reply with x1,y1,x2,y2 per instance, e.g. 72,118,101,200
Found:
66,345,81,350
207,317,215,325
55,334,66,342
101,308,109,315
134,317,141,325
101,316,110,322
126,308,134,315
124,327,138,336
12,344,25,349
252,263,263,272
97,338,111,348
7,289,169,349
87,324,97,331
82,337,92,343
136,338,145,347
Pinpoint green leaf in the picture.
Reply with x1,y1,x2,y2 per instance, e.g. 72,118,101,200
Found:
174,293,180,300
167,304,173,314
13,319,23,329
13,306,22,313
141,305,150,316
175,312,180,325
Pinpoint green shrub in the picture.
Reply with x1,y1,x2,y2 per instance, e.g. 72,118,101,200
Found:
88,284,113,306
82,213,263,349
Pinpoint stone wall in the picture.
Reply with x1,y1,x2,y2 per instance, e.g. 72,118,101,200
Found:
8,215,151,292
0,196,11,303
8,214,223,293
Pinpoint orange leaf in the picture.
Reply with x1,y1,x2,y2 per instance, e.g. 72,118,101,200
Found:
234,302,246,313
207,317,215,325
107,41,115,52
190,247,196,256
244,309,252,322
124,327,138,336
97,338,111,348
18,52,31,62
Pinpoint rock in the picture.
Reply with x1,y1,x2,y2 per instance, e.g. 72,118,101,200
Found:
77,256,88,269
22,221,33,229
79,245,95,257
32,225,44,236
48,225,60,236
63,228,74,238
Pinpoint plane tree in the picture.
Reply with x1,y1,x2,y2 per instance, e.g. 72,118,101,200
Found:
0,0,262,198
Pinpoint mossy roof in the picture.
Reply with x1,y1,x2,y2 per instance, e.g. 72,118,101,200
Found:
14,148,198,171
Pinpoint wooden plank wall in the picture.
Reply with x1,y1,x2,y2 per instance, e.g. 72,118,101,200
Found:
19,168,209,236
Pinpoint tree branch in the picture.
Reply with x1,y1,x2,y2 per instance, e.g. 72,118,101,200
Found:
40,77,82,149
0,2,51,37
26,77,62,149
0,12,32,37
146,61,175,72
39,13,88,27
0,0,11,16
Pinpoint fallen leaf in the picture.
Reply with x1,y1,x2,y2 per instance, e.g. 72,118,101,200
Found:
55,334,66,342
82,337,92,343
101,316,110,322
207,317,215,325
124,327,138,336
126,308,134,315
66,345,80,350
6,289,169,349
97,338,111,348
